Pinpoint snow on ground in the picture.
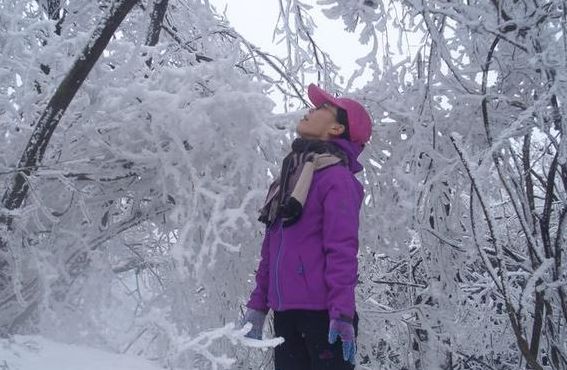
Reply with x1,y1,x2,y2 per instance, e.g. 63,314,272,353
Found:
0,335,162,370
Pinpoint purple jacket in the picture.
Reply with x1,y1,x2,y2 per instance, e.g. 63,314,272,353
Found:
246,139,364,320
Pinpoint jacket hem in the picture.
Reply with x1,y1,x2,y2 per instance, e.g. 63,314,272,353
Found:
247,300,269,313
269,302,329,312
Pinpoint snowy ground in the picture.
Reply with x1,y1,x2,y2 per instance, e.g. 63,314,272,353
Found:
0,328,283,370
0,335,162,370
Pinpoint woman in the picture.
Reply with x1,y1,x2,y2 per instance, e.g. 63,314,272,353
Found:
242,83,372,370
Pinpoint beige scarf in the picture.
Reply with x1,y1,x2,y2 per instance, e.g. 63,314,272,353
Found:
258,139,347,227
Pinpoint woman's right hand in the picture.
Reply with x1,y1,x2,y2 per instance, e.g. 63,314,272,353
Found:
241,308,268,340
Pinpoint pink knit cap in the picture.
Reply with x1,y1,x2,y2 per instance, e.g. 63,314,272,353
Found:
307,83,372,145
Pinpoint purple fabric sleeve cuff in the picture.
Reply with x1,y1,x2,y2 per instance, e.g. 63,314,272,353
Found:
329,307,354,322
246,300,269,314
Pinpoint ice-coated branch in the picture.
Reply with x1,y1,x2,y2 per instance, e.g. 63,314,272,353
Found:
169,322,283,370
481,36,500,146
160,24,213,63
420,9,477,95
294,4,333,86
194,187,264,274
236,33,310,107
64,205,171,275
451,133,544,370
554,205,567,323
451,134,504,294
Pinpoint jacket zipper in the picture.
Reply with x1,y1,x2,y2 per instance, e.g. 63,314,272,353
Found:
275,222,284,310
275,155,291,311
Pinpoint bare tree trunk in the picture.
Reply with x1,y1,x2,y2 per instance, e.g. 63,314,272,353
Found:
0,0,140,336
146,0,169,46
142,0,169,76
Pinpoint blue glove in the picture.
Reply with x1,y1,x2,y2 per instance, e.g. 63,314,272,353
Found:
328,318,356,364
241,308,267,339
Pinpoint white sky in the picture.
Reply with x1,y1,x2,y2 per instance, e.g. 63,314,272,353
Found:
209,0,373,89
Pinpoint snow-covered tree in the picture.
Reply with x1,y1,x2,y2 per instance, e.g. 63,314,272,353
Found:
1,0,289,368
307,1,566,369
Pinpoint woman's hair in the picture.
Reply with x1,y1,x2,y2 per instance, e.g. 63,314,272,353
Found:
336,107,350,141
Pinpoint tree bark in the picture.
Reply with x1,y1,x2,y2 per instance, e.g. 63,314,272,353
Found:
145,0,169,46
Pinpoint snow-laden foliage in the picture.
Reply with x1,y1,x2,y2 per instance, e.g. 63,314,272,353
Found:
1,0,288,368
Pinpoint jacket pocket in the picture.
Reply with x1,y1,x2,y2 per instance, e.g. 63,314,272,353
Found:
297,255,311,293
298,253,328,304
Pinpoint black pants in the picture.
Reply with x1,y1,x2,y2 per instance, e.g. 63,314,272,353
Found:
273,310,359,370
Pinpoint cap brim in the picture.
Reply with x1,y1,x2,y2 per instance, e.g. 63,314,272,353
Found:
307,84,346,110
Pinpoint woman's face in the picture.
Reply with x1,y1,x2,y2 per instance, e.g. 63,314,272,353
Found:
296,103,345,141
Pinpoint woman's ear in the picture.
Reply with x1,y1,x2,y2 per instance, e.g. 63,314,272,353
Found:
329,123,346,137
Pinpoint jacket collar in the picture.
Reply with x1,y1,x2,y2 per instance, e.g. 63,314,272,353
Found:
330,138,364,174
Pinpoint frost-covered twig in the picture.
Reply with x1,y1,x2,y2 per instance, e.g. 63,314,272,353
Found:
420,9,477,95
168,322,283,370
451,133,544,370
160,24,213,63
235,32,309,107
451,134,504,294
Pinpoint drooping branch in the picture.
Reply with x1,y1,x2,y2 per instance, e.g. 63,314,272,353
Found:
295,5,325,84
160,24,213,62
420,9,477,95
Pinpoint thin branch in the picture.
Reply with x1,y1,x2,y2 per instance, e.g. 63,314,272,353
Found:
451,135,543,370
421,9,477,95
371,279,427,289
160,24,213,62
481,36,500,146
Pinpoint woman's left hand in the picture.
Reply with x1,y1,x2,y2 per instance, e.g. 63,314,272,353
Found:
328,318,356,364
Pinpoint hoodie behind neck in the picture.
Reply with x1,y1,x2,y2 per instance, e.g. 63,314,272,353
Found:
329,138,364,174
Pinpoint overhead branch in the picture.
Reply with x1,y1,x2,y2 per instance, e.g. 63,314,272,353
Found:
160,24,213,62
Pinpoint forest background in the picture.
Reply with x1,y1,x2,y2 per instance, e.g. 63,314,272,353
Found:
0,1,566,369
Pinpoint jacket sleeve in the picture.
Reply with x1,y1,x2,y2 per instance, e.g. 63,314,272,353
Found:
246,229,270,313
321,169,362,321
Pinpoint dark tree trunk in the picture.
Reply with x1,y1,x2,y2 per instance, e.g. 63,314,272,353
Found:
146,0,169,46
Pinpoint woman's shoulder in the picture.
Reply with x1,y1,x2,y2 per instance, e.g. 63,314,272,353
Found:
314,164,363,194
318,162,351,176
